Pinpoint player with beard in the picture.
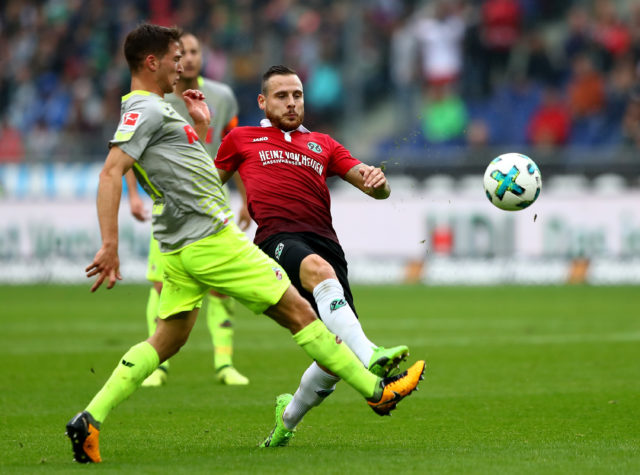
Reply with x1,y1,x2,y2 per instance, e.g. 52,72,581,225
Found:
65,26,425,464
215,65,415,447
126,32,251,387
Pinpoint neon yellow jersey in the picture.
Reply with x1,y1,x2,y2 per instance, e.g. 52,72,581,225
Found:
110,90,232,252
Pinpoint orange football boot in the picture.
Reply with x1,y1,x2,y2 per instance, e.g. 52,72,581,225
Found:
367,360,426,416
66,411,102,463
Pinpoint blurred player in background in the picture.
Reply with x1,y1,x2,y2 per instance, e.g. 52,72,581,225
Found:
66,24,425,464
215,65,412,447
126,32,252,387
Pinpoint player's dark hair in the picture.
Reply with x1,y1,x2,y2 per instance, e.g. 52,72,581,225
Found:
262,65,297,95
124,23,183,72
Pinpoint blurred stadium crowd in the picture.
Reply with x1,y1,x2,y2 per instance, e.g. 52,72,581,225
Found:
0,0,639,174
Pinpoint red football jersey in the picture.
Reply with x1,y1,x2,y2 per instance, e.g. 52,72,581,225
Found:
215,124,361,244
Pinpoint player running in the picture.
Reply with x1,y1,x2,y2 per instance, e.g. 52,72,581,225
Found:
215,65,416,447
65,24,424,464
126,31,250,387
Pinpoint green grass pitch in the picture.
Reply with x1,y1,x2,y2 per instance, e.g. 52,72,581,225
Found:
0,284,638,473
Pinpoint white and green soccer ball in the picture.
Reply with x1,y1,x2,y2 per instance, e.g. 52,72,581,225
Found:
483,153,542,211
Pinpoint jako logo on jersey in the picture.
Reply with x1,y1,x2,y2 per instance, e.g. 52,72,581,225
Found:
330,299,346,312
272,267,283,280
307,141,322,153
123,112,140,126
253,136,268,142
275,242,284,260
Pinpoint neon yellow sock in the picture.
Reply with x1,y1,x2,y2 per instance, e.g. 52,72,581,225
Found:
146,287,169,371
293,320,379,398
86,341,159,424
206,294,235,370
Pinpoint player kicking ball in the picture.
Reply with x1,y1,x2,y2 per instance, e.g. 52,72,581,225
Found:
125,31,249,387
215,65,420,447
65,24,425,463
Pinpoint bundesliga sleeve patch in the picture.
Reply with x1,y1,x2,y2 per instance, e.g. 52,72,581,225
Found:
113,111,143,143
118,112,141,131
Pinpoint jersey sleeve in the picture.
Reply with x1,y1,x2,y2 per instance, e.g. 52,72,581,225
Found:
214,129,242,171
109,101,163,160
326,136,361,177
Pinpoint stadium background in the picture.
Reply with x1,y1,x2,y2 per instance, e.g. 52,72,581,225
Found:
1,0,640,285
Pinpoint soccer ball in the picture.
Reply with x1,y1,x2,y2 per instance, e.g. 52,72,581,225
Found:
483,153,542,211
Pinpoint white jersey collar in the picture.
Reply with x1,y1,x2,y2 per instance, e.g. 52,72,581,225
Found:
260,118,310,142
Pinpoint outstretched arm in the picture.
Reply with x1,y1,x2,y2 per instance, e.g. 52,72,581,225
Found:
342,163,391,199
86,146,136,292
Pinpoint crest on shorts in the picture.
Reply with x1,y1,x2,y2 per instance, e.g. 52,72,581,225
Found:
272,267,283,280
275,242,284,260
307,141,322,154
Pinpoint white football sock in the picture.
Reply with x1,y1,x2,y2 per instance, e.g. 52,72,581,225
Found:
283,361,340,430
312,278,376,365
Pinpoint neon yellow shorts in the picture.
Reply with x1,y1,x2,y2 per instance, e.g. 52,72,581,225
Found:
146,232,163,282
157,222,290,318
146,184,232,283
